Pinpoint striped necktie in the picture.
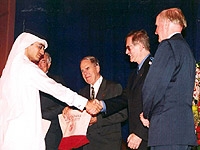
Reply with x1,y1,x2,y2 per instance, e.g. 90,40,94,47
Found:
90,87,95,99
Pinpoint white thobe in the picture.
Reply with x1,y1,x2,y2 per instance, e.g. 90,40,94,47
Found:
0,55,87,150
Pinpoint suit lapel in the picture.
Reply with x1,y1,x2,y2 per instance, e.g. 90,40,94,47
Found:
82,85,90,99
82,79,106,100
96,79,107,99
131,56,151,90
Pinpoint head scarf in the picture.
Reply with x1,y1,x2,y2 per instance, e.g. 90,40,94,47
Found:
2,32,47,75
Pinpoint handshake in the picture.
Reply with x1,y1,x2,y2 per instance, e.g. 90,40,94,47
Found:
85,99,103,115
62,99,103,117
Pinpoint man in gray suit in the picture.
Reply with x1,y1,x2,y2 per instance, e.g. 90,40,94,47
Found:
140,8,197,150
72,56,128,150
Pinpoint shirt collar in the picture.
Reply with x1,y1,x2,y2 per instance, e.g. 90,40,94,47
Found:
138,54,150,70
167,32,181,39
90,76,103,96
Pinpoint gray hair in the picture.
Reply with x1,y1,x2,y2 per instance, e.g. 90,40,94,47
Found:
159,8,187,28
45,52,52,64
81,56,99,66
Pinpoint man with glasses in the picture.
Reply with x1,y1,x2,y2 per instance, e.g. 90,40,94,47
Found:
99,29,152,150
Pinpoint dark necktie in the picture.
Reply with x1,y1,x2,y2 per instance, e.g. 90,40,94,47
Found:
137,66,140,74
91,87,95,99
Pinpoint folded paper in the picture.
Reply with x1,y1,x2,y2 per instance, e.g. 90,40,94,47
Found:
58,110,91,150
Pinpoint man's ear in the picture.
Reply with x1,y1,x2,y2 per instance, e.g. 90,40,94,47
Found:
96,65,100,72
164,19,170,29
48,62,51,69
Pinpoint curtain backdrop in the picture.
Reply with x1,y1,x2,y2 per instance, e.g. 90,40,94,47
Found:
15,0,200,140
15,0,199,91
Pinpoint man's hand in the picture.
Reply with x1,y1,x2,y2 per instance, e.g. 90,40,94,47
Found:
127,133,142,149
85,99,102,115
62,106,72,120
140,112,150,128
89,116,97,126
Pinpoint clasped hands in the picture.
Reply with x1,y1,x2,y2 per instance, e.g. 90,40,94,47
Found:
62,99,102,119
85,99,103,115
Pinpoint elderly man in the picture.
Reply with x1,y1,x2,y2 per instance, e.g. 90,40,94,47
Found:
140,8,197,150
38,52,66,150
64,56,127,150
79,56,127,150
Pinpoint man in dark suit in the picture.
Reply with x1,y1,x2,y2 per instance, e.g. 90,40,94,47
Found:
140,8,197,150
74,56,127,150
38,52,66,150
99,30,152,150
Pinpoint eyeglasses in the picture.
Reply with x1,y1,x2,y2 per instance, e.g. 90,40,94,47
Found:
126,44,134,51
126,42,142,51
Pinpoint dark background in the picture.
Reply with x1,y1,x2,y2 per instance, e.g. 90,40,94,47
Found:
15,0,200,140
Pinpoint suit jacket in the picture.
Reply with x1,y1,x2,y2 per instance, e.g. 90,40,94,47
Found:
142,33,197,146
79,79,128,150
40,73,66,150
104,55,152,150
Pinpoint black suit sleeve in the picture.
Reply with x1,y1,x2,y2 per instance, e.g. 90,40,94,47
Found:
103,89,128,117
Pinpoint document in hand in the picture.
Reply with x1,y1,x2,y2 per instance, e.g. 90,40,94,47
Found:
58,110,91,150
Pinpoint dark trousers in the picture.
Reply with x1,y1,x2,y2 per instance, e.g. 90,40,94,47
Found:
150,145,192,150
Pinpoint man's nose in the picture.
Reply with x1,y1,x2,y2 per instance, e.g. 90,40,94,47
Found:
40,49,45,55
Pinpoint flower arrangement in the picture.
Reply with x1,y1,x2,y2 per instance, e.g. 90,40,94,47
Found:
192,62,200,146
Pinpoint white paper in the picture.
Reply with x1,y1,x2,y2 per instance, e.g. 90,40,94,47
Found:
58,110,91,137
